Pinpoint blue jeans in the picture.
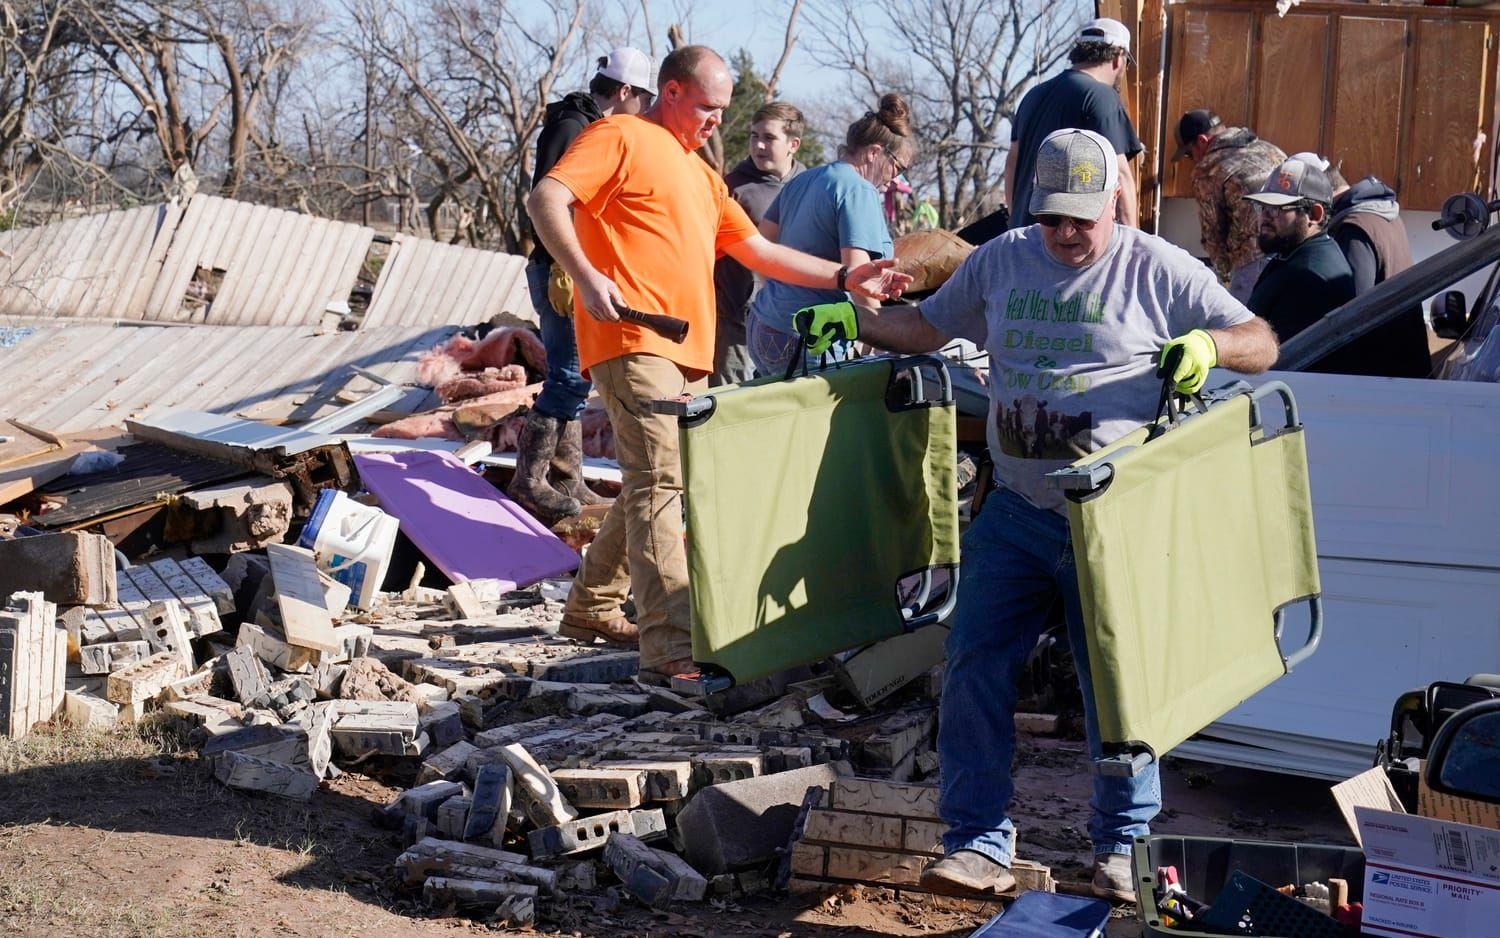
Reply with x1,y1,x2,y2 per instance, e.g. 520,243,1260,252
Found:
746,314,853,378
527,262,591,420
939,486,1161,865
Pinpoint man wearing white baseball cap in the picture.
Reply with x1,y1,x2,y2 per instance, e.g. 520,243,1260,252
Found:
1002,17,1143,234
794,127,1280,901
513,47,657,552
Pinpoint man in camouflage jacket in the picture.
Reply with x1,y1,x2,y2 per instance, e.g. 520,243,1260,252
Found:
1173,109,1287,302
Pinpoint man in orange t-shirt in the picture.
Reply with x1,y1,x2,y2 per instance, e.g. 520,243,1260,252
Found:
528,45,910,684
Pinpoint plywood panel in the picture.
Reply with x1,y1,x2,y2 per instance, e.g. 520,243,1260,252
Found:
1254,12,1332,161
1163,7,1256,197
1328,16,1408,188
1137,0,1169,231
1406,18,1491,209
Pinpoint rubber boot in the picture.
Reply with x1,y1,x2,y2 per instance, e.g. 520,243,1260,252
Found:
552,417,610,507
508,410,580,525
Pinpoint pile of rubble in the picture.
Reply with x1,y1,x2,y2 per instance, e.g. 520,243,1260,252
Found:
0,515,1031,925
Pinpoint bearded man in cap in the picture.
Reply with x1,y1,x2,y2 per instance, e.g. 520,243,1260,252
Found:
1173,108,1287,302
793,128,1279,901
1242,157,1360,368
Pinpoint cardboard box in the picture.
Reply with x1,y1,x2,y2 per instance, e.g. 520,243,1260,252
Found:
1355,805,1500,938
1418,764,1500,832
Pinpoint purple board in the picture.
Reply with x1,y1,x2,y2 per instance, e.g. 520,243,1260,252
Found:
353,449,578,588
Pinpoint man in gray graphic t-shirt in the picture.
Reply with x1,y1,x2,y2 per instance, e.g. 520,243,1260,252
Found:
792,129,1279,902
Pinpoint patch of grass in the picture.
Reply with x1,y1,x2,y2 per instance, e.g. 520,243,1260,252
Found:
0,717,184,772
0,718,192,816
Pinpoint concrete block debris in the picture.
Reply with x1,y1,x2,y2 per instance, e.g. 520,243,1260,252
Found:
604,832,708,907
0,592,66,739
528,807,667,860
675,763,843,874
0,533,115,605
789,776,1053,898
2,528,973,930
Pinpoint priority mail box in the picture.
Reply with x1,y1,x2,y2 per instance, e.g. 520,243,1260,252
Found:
1356,805,1500,938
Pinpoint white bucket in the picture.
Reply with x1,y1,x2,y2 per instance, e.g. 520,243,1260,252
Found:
298,489,399,611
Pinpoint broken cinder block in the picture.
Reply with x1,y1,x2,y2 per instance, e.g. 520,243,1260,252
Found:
105,651,188,706
79,639,153,676
604,833,708,907
0,533,116,606
63,679,119,730
330,699,418,757
397,780,464,820
528,808,667,860
422,876,537,917
238,619,317,672
177,478,293,553
215,750,319,801
552,767,648,809
396,837,556,892
445,578,505,619
418,740,479,785
499,743,578,829
676,763,843,874
141,601,195,670
464,763,512,846
435,796,472,840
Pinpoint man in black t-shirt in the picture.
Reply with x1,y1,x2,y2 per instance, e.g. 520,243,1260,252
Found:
1003,17,1142,231
1243,157,1372,374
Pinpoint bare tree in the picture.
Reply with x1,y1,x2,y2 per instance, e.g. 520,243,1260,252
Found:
351,0,587,250
66,0,313,199
764,0,802,103
0,2,83,214
806,0,1083,227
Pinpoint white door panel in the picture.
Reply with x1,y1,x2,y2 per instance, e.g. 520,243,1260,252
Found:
1214,557,1500,749
1213,370,1500,568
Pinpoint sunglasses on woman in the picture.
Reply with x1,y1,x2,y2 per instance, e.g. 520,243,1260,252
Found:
1035,214,1098,230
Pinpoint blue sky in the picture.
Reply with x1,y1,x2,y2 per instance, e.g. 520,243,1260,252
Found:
624,0,845,100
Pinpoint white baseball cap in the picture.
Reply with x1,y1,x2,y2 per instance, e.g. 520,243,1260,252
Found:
1289,151,1331,172
1075,17,1132,52
597,47,654,93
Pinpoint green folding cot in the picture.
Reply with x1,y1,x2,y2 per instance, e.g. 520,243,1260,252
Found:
1048,379,1323,776
653,354,960,695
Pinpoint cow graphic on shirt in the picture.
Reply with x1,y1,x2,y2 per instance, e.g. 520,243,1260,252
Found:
995,395,1094,459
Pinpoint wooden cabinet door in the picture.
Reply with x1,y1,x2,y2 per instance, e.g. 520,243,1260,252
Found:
1254,12,1333,158
1404,18,1493,208
1328,16,1409,188
1163,7,1256,198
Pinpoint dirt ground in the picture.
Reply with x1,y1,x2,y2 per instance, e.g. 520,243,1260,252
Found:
0,721,1355,938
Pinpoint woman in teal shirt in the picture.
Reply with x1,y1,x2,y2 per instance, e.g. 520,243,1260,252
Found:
748,93,918,375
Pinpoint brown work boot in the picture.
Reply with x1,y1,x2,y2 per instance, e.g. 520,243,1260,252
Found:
1091,853,1136,902
551,418,610,507
637,657,698,687
919,850,1017,896
508,410,581,525
558,612,638,646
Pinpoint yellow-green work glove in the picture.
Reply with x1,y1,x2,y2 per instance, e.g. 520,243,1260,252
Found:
1158,329,1218,394
792,301,859,356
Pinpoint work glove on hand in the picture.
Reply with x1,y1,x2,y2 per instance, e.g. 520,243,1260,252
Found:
792,301,859,356
1157,329,1218,395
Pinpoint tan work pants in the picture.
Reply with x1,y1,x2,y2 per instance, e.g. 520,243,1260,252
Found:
564,353,702,671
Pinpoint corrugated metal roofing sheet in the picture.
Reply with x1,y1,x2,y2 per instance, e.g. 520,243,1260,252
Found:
0,323,454,432
0,204,179,319
0,196,534,328
363,234,531,328
134,195,377,326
